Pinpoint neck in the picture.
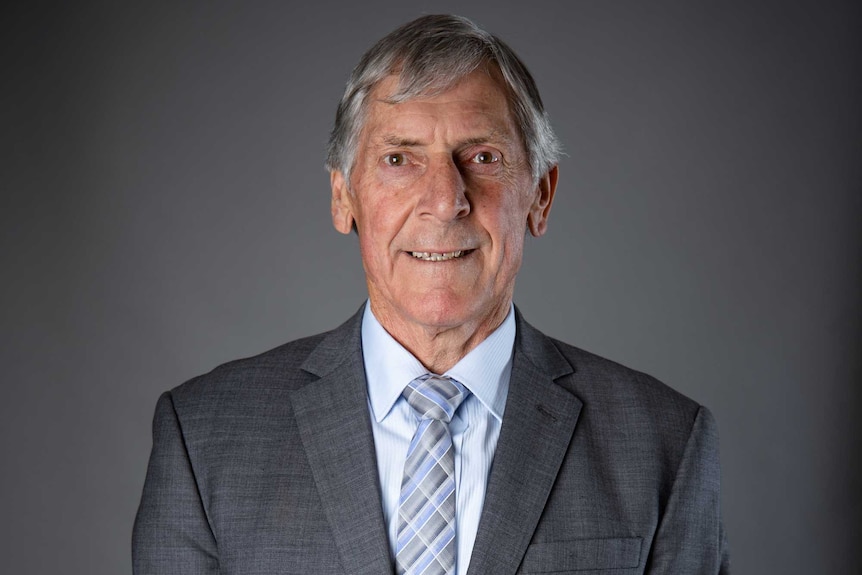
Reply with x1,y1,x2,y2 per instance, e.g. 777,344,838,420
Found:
370,300,511,374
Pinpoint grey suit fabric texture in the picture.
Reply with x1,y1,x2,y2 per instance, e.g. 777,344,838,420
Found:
133,306,730,574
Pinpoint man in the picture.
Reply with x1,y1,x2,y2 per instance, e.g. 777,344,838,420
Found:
133,14,729,575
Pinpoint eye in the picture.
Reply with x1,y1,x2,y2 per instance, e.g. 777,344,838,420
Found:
384,153,406,167
471,151,499,164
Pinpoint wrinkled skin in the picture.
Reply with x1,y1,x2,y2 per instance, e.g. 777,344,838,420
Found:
331,68,558,372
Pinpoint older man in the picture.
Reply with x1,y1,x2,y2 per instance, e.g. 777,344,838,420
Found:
133,14,729,575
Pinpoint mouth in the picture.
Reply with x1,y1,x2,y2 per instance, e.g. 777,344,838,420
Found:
408,249,473,262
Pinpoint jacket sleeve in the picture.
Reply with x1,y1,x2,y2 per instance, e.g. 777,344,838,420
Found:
645,405,730,574
132,391,219,574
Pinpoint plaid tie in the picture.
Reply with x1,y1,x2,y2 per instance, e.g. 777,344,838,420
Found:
395,374,470,575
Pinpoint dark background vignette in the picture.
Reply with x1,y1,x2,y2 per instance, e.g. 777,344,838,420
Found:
3,1,860,573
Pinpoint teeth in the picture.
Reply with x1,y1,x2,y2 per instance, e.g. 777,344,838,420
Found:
410,250,465,261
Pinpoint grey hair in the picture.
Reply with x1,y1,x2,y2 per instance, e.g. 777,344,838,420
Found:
325,14,562,184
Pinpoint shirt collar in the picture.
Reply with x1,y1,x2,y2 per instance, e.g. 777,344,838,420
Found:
361,301,514,424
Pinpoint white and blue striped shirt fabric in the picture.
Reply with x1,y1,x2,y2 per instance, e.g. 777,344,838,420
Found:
361,302,514,575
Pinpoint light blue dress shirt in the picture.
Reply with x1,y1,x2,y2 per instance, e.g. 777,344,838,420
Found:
361,302,514,575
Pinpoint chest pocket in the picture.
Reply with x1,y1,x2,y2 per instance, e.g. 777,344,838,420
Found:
519,537,642,573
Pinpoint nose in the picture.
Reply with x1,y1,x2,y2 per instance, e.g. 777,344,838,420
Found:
416,155,471,221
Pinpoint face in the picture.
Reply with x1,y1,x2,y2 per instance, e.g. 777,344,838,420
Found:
331,68,557,337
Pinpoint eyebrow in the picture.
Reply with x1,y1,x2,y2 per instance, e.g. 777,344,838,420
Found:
381,135,423,147
460,133,515,147
378,131,514,149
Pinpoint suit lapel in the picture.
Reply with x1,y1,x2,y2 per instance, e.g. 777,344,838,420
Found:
292,309,393,574
467,312,582,575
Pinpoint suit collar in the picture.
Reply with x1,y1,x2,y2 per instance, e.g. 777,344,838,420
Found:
467,307,582,575
300,304,567,381
511,305,576,380
292,306,393,574
299,305,365,378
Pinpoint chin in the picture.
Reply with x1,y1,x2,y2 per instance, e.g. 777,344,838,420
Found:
400,292,482,331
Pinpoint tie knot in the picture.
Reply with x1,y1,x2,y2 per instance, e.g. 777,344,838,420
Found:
402,374,469,423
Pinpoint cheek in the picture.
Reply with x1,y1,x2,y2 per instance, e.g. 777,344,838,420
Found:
354,198,406,271
484,194,530,270
486,192,531,242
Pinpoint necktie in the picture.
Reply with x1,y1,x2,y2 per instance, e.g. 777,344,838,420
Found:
395,374,470,575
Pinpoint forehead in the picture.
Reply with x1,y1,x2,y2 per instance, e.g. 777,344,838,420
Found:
361,69,519,143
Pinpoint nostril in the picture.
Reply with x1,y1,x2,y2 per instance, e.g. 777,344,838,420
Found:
418,170,471,220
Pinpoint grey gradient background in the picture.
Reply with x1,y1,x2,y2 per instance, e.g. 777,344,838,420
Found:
3,1,860,573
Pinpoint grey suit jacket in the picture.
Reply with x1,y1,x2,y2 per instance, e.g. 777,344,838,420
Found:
133,307,729,574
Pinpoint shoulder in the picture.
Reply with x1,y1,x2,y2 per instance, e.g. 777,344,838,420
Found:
162,333,324,417
166,307,364,414
543,334,717,484
551,336,699,416
528,326,707,453
187,331,325,386
515,311,701,425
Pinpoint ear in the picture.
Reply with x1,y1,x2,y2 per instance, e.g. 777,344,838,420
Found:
527,165,558,237
330,170,355,234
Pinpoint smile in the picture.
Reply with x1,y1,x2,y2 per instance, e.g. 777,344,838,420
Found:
409,250,469,262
